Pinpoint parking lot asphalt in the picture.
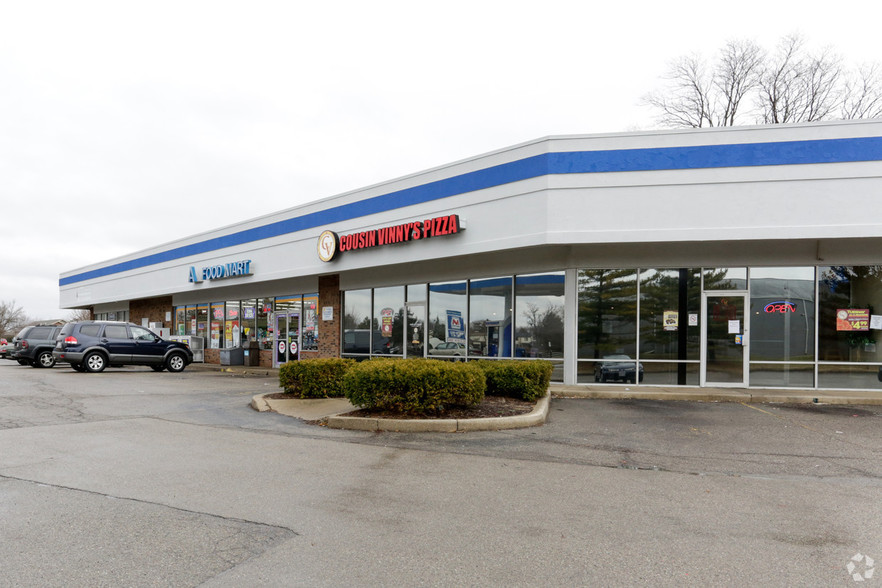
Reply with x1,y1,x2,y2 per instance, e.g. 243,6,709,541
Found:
2,361,882,586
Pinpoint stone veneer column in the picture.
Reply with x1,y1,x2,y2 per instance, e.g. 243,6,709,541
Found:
317,274,341,358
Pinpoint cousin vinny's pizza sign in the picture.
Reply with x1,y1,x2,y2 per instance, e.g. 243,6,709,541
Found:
318,214,462,262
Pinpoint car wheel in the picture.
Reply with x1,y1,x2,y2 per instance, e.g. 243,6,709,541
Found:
165,353,187,373
83,352,107,373
36,351,56,368
150,365,165,372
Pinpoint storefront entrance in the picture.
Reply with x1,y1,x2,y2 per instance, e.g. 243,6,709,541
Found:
701,293,749,386
272,311,301,367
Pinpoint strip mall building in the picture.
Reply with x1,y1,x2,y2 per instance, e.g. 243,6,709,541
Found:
59,120,882,390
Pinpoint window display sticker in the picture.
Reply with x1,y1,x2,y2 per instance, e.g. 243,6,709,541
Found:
837,309,870,331
728,320,740,334
870,315,882,330
663,310,678,331
735,335,743,345
688,313,698,327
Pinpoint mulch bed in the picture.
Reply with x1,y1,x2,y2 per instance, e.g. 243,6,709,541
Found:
265,393,536,419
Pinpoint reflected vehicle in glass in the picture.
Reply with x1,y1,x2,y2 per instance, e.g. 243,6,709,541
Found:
594,355,644,383
431,341,467,359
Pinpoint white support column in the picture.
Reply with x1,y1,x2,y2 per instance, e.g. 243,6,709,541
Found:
563,268,579,385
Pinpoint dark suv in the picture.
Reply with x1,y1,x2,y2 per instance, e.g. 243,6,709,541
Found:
54,321,194,373
12,325,63,368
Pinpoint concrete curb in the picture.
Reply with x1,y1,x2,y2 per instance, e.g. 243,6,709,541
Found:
250,394,272,412
549,385,882,406
326,394,550,432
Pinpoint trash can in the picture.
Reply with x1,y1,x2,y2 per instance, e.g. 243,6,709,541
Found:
219,347,245,366
244,341,260,366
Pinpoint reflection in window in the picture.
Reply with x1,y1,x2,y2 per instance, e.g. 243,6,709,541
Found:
469,277,513,358
704,267,746,290
639,268,701,362
577,269,637,360
302,294,318,351
373,286,404,355
515,272,564,359
343,289,372,354
818,266,882,363
428,281,468,358
749,267,815,362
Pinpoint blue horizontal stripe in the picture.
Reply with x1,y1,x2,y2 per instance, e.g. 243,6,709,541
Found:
60,136,882,286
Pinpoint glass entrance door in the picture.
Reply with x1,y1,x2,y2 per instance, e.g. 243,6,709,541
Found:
273,312,301,367
702,294,748,386
405,303,426,358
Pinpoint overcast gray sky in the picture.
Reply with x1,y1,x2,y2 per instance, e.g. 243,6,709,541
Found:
3,0,881,320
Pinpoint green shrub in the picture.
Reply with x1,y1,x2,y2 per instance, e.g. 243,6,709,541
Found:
343,358,486,415
476,360,552,402
278,358,354,398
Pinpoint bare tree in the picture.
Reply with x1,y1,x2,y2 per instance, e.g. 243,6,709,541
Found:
0,300,28,339
758,34,842,124
66,308,92,322
644,40,763,128
841,63,882,119
647,34,882,128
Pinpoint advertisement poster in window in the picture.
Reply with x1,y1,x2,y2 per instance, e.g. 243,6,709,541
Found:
447,310,465,342
210,322,220,348
381,308,394,337
837,309,870,331
663,310,678,331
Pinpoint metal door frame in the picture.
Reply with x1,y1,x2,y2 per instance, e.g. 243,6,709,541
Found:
272,311,302,367
700,291,749,387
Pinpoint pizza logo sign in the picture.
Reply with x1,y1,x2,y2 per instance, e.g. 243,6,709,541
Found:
318,214,463,262
317,230,339,262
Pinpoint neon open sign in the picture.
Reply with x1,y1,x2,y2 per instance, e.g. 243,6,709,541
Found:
764,301,797,313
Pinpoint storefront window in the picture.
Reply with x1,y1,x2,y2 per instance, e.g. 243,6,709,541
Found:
749,267,815,362
185,306,197,336
407,283,427,303
225,301,240,347
818,266,882,364
428,280,468,358
241,299,256,345
175,307,186,336
257,298,273,350
577,269,638,360
639,268,701,361
373,286,404,355
343,289,372,354
704,267,747,290
514,272,564,359
302,294,319,351
196,304,208,341
469,276,513,358
209,303,224,349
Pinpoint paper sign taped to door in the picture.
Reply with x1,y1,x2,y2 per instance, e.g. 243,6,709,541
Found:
728,320,740,334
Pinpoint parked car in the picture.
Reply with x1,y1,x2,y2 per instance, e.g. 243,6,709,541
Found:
430,340,467,359
594,354,644,384
12,325,63,368
0,338,10,359
54,321,193,373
